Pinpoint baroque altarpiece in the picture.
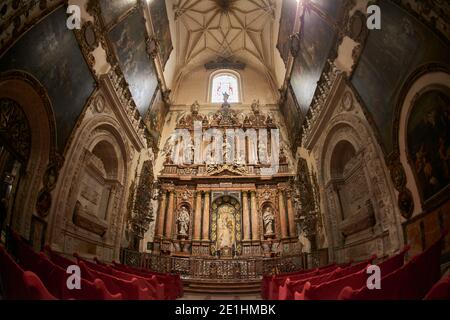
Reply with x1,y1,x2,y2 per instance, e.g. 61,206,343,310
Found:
151,99,320,261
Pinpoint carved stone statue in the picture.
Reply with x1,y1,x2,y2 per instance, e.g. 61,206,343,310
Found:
259,141,268,164
223,138,233,163
176,206,190,238
279,147,287,164
222,92,231,110
251,99,260,114
164,150,173,165
262,206,275,236
298,224,311,253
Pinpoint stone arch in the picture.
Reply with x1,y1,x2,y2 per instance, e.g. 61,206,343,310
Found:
0,70,57,238
394,65,450,216
48,109,131,261
317,112,402,262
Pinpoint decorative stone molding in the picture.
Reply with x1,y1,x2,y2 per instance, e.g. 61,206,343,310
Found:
302,61,344,150
100,71,147,150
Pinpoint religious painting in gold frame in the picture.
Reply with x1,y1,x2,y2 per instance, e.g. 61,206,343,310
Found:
210,195,242,257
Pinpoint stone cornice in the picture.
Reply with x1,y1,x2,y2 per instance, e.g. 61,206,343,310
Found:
302,62,345,150
99,73,146,151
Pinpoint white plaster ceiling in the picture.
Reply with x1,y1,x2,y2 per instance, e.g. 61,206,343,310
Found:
170,0,279,76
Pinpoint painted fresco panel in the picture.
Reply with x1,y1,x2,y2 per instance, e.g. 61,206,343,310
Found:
311,0,342,20
149,0,173,68
109,10,159,116
280,85,302,149
277,0,298,65
352,0,450,153
99,0,137,27
145,87,168,143
0,7,95,151
290,10,336,115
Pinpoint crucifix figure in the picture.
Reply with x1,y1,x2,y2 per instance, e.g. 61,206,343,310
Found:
222,92,231,110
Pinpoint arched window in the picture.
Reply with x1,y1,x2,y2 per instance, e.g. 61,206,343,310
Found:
210,72,240,103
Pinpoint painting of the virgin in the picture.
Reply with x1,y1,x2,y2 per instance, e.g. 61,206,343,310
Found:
217,204,236,250
407,88,450,206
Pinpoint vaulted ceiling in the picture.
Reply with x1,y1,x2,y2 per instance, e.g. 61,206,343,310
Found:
169,0,281,80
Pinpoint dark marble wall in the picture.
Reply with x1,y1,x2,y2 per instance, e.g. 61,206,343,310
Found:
0,7,96,152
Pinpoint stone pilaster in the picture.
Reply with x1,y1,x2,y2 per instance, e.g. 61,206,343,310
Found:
193,191,202,240
202,191,210,241
164,190,175,239
242,191,251,241
250,191,259,241
156,190,167,239
278,189,288,239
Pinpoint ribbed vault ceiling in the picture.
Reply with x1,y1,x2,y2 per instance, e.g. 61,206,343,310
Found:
171,0,278,76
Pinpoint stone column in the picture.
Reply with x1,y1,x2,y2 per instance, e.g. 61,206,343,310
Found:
278,189,288,239
250,191,259,240
242,191,251,241
156,190,167,238
202,191,210,241
193,191,202,240
286,191,297,238
164,190,175,239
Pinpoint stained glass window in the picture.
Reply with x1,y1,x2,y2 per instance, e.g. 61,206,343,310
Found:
211,73,239,103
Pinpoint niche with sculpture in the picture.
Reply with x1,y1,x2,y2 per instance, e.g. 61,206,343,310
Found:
210,196,242,257
262,203,276,239
176,204,191,239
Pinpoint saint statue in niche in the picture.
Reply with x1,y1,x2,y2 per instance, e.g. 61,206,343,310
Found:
298,224,311,253
217,204,235,249
262,206,275,236
176,206,190,238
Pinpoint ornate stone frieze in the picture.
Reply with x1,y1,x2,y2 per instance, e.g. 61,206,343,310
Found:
301,61,343,148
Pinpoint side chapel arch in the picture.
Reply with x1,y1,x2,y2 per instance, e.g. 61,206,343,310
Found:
0,71,57,239
48,106,131,260
317,113,402,262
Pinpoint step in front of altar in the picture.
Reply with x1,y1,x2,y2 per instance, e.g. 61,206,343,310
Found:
183,279,262,294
